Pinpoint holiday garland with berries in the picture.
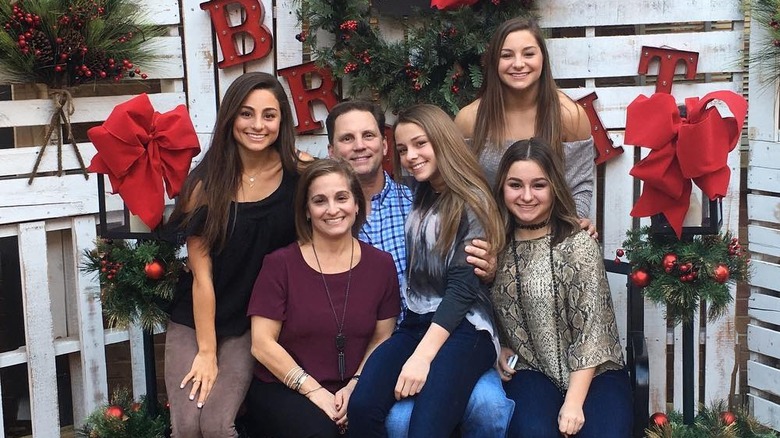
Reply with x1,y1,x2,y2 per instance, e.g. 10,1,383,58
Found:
644,401,777,438
617,227,750,324
77,387,169,438
298,0,535,115
0,0,163,87
750,0,780,86
82,238,183,332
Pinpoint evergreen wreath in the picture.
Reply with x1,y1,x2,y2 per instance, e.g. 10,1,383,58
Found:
644,401,778,438
298,0,535,115
82,238,184,332
0,0,164,88
77,387,170,438
617,226,750,325
750,0,780,87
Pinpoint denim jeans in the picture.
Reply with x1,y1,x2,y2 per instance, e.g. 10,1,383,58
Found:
385,368,514,438
349,312,497,438
504,368,633,438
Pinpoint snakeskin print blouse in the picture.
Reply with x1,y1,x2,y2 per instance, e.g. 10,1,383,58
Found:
491,230,624,391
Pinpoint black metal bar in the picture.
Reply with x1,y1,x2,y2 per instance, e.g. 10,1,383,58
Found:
682,319,694,424
143,329,158,417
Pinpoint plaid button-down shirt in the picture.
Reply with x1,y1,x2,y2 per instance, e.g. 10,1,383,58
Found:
359,172,413,322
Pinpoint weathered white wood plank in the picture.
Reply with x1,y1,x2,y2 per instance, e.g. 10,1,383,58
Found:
749,293,780,327
276,0,303,70
748,360,780,398
606,271,628,349
704,150,740,403
749,140,780,169
0,92,186,129
18,221,61,437
751,260,780,292
539,0,742,28
601,136,635,256
0,174,99,225
748,166,780,194
135,0,180,26
748,324,780,361
143,36,186,79
70,216,108,424
128,323,148,399
181,0,219,135
548,31,743,80
645,298,668,413
749,225,780,258
750,394,780,432
747,194,780,225
673,322,702,410
47,231,69,338
0,143,97,178
562,82,742,131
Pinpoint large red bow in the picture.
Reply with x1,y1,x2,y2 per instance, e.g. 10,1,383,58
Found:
87,94,200,230
431,0,479,10
624,91,747,238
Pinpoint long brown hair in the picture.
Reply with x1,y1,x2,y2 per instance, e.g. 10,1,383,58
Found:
170,72,300,252
294,158,367,244
494,138,580,246
392,104,505,256
472,18,563,159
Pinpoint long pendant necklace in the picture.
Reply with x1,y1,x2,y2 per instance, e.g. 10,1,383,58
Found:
312,239,354,381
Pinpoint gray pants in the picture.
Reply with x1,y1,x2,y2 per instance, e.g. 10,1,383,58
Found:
164,321,255,438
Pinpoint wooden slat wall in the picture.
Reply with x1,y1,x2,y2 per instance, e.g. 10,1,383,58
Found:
1,0,764,434
0,0,182,434
747,11,780,432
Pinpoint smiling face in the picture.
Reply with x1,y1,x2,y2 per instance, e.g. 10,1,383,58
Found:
232,88,281,154
498,29,543,93
394,122,444,191
502,159,552,226
328,109,387,180
307,172,359,240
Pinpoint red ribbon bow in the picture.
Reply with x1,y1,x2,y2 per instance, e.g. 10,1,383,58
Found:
87,94,200,230
431,0,479,10
624,91,747,238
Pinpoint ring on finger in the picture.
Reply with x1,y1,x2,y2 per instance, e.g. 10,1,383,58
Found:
502,371,511,377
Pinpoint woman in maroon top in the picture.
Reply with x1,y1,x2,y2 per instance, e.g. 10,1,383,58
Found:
247,159,400,438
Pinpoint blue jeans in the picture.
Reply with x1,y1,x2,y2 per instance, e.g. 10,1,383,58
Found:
504,368,633,438
349,312,497,438
385,368,514,438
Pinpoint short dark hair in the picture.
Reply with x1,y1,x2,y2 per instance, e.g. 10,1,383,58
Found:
325,100,386,145
294,158,367,243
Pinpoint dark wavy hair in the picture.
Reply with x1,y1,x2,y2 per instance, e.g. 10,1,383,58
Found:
170,72,300,252
494,138,580,246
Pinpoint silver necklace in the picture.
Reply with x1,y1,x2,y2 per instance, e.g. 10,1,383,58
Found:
311,239,354,381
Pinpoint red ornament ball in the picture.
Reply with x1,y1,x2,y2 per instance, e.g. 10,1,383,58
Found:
662,253,677,268
713,264,730,284
630,269,650,288
720,410,736,425
104,405,124,419
616,248,625,257
144,260,165,280
649,412,669,427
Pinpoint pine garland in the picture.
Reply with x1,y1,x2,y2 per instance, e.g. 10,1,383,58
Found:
644,401,778,438
750,0,780,87
77,387,169,438
82,238,183,332
298,0,535,115
618,226,750,324
0,0,164,88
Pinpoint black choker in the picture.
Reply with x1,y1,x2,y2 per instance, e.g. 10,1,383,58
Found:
516,219,549,230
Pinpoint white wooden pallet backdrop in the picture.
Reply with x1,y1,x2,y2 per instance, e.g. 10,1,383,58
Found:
0,0,763,435
746,15,780,433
